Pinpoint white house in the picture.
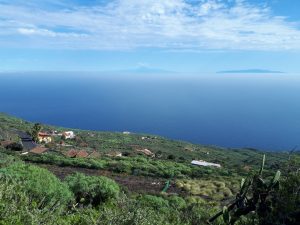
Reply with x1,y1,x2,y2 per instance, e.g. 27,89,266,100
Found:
63,131,75,139
191,160,221,168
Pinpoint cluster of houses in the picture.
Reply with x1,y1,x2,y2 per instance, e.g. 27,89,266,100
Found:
141,136,158,141
38,131,75,143
1,130,223,168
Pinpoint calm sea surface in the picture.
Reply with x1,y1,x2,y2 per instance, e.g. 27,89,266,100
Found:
1,72,300,151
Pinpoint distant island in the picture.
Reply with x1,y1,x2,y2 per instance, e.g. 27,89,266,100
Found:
217,69,284,74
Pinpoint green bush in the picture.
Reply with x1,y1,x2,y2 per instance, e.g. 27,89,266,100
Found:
168,196,187,209
0,174,66,225
65,173,120,206
138,195,169,210
0,163,73,208
0,152,19,168
5,142,23,151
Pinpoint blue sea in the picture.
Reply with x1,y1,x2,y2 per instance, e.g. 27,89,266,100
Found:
1,72,300,151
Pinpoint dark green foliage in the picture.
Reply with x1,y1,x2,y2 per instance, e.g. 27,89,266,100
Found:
208,155,292,225
32,123,42,142
261,165,300,225
0,174,68,225
5,142,23,151
0,163,73,208
138,195,169,210
0,151,19,168
168,154,176,160
65,173,120,206
168,196,187,209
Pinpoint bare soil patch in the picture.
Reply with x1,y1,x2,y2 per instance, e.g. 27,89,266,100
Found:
33,163,185,195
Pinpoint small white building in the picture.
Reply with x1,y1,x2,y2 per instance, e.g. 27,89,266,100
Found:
63,131,75,139
123,131,131,135
191,160,221,168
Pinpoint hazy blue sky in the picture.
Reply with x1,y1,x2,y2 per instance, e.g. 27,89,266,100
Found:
0,0,300,72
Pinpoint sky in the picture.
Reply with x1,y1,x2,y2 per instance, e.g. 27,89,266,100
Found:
0,0,300,73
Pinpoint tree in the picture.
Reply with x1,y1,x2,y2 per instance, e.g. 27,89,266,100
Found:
6,142,23,151
32,123,42,142
167,154,176,160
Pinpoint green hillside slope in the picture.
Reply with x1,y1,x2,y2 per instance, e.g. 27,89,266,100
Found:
0,112,299,225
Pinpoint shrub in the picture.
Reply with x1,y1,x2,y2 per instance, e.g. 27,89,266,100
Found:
0,174,66,224
0,152,19,168
6,142,23,151
138,195,169,211
168,154,176,160
0,163,73,210
168,196,187,210
65,173,120,206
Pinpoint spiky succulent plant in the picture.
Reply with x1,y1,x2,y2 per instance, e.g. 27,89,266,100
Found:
208,155,281,225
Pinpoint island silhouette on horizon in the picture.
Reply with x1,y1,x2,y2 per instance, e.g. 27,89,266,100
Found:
217,69,284,74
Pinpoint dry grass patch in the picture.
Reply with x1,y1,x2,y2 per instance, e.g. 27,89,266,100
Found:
176,179,238,201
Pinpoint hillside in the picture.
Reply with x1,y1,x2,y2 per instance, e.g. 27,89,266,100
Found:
0,112,299,225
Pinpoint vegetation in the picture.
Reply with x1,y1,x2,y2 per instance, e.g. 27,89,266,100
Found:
176,179,238,201
65,173,120,206
208,155,300,225
5,142,23,151
0,113,299,224
32,123,42,142
0,163,73,209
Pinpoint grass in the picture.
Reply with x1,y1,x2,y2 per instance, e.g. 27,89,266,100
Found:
176,178,240,201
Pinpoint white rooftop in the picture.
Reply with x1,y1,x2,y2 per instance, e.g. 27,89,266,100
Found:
191,160,221,168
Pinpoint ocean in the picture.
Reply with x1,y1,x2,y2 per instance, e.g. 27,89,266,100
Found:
1,72,300,151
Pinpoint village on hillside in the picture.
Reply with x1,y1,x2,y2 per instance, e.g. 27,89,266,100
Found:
0,123,221,168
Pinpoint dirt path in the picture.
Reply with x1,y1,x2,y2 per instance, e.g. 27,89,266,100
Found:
33,163,185,195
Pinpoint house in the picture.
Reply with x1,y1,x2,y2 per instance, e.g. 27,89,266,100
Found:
65,149,78,158
191,160,221,168
63,131,75,139
123,131,131,135
76,150,89,158
136,148,155,157
38,132,52,143
106,151,122,157
30,146,49,154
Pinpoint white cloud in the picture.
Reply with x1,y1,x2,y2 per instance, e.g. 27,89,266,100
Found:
0,0,300,50
17,28,56,37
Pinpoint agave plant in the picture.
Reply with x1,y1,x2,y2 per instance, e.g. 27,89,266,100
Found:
208,155,281,225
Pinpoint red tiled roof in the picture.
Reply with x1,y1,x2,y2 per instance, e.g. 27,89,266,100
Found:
38,132,51,137
76,150,89,158
65,149,78,158
30,146,48,154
